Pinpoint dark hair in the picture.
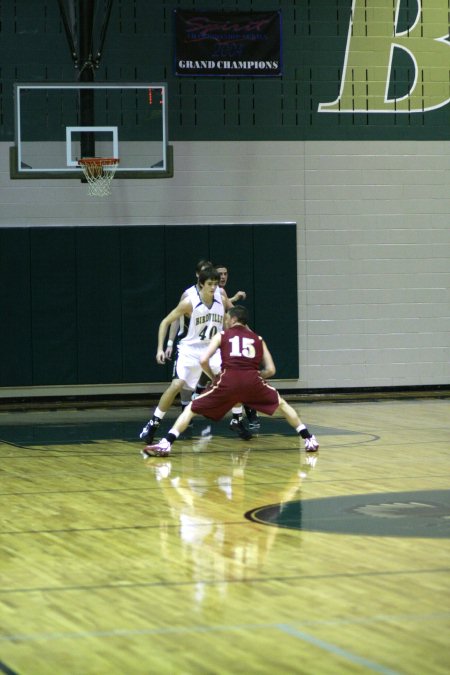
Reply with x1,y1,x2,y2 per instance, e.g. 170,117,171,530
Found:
198,267,220,285
196,259,213,274
228,305,248,325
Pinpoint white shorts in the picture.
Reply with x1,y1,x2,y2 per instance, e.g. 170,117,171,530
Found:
176,347,221,390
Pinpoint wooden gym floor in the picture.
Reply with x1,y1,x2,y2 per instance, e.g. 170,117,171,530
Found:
0,396,449,674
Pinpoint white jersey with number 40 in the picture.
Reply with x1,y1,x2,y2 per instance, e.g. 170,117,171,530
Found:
178,285,224,355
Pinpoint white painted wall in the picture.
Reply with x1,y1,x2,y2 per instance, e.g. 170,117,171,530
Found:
1,140,449,392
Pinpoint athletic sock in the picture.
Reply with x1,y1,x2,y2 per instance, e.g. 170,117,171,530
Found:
154,407,166,421
166,430,179,444
297,424,312,439
231,406,243,421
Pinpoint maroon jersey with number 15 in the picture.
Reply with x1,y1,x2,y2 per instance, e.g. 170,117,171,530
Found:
220,324,264,370
191,324,279,421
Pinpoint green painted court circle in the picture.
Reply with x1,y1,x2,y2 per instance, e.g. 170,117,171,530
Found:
245,490,450,538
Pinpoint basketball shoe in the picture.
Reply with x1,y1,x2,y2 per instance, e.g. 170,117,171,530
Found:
244,406,261,430
141,438,171,458
229,418,253,441
139,418,160,444
304,435,319,452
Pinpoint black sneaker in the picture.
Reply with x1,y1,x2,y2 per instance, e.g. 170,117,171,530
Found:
229,418,253,441
139,419,160,443
244,406,261,430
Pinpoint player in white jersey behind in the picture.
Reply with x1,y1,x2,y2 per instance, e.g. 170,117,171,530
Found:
162,260,251,439
164,258,213,364
139,267,225,444
164,259,214,417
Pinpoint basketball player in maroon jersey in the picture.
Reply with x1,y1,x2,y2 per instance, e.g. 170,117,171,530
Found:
142,305,319,457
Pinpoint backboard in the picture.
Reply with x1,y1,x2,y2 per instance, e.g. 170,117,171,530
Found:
10,82,172,180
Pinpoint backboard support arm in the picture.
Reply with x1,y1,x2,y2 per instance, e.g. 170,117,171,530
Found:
56,0,79,68
95,0,114,67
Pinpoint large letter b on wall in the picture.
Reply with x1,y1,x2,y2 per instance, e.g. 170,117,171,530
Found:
319,0,450,113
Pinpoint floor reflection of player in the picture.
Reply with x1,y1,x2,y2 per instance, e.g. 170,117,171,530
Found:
145,450,318,609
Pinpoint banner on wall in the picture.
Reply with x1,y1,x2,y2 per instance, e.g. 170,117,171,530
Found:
174,10,282,77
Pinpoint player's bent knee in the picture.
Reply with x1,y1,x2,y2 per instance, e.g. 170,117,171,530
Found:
277,396,287,411
169,379,186,393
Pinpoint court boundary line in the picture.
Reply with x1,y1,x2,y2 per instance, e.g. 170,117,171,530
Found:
3,615,449,674
276,623,400,675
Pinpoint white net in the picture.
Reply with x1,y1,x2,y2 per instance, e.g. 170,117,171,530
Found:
79,158,119,197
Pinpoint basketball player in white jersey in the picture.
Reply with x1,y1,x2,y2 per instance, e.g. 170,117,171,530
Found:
164,258,213,362
139,268,225,444
162,260,251,439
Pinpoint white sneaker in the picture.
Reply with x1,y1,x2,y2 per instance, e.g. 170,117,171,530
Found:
304,435,319,452
141,438,171,458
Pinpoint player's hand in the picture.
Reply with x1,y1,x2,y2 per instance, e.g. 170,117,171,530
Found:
236,291,246,301
165,346,173,360
156,349,166,364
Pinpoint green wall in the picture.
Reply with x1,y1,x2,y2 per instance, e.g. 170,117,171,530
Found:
1,0,449,144
0,224,298,387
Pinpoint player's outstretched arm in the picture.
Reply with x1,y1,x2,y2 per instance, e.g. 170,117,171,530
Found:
219,287,234,311
165,319,180,359
165,288,188,358
229,290,247,303
156,297,191,364
199,332,223,380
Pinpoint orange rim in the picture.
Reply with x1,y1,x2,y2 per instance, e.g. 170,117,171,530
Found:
78,158,119,166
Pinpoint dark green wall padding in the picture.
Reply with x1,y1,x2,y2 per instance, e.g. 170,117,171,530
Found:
0,224,298,388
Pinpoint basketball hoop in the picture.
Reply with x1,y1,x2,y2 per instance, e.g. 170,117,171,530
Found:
78,157,119,197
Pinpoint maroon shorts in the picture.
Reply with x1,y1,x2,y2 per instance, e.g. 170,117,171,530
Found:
191,368,279,421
